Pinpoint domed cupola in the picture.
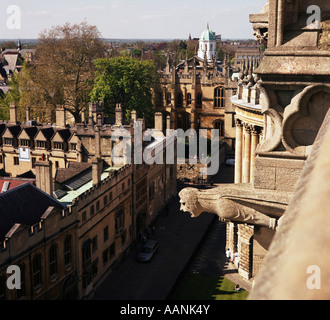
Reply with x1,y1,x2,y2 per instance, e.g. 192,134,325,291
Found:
198,24,217,62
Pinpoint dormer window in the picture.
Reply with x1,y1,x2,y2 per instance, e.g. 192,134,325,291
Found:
4,138,13,146
36,141,46,149
20,139,31,147
69,143,77,151
53,142,64,150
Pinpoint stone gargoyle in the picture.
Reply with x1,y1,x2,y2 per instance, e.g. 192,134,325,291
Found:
179,184,291,230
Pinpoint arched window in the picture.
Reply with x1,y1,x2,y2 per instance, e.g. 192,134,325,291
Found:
115,209,125,234
82,239,92,290
196,93,203,108
166,92,171,105
186,93,192,106
214,86,225,108
49,243,58,278
64,235,73,267
16,264,26,299
177,92,183,108
214,120,225,137
32,253,42,289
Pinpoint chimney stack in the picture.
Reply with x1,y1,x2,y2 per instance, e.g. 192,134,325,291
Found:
95,115,102,158
56,105,66,128
26,106,31,123
115,104,123,126
92,158,103,185
154,112,163,132
35,161,54,197
131,110,137,122
9,103,17,124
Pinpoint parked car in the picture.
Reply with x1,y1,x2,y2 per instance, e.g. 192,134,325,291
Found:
138,240,158,262
225,159,235,167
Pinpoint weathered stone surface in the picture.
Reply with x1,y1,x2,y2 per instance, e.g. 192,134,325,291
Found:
179,184,291,229
254,165,276,190
319,20,330,50
254,156,305,191
250,109,330,300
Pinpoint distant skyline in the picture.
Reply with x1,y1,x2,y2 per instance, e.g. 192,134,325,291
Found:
0,0,267,40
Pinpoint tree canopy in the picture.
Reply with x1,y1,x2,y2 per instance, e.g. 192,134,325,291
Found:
90,56,157,128
18,21,105,123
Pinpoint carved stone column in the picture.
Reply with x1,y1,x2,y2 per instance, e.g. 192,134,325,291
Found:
235,119,243,184
243,123,252,183
166,115,171,131
250,126,259,184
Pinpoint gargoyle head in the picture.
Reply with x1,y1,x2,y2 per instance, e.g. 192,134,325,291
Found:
179,188,204,218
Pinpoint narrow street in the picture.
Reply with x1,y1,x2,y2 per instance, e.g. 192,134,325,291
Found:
91,190,215,300
91,164,246,300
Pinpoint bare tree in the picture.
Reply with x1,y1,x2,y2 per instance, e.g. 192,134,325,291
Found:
24,21,105,123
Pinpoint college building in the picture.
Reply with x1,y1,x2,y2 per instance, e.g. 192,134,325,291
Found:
179,0,330,299
0,103,177,300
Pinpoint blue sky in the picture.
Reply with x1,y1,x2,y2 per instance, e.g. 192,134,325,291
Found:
0,0,267,39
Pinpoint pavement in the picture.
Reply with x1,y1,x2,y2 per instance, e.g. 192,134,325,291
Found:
91,163,253,300
91,191,215,300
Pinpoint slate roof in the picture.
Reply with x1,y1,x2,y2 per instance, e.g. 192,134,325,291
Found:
0,183,66,242
55,162,92,185
55,128,73,142
0,123,6,136
17,170,36,179
39,127,55,140
4,125,21,137
20,126,38,139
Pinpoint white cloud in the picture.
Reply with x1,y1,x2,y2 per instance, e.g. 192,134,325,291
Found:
24,11,51,16
139,13,174,20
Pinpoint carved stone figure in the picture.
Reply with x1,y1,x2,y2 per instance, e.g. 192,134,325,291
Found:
179,185,290,230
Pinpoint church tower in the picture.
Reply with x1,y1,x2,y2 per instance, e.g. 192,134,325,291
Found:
197,24,217,62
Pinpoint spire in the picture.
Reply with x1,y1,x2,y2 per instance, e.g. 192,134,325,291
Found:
207,23,210,30
17,39,22,51
184,50,189,73
165,52,170,73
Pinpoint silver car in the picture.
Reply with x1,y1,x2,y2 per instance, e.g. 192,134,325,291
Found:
138,240,158,262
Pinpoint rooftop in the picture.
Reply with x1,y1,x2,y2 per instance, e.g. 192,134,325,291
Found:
200,25,216,41
0,178,34,193
0,183,65,242
57,164,123,207
230,95,262,112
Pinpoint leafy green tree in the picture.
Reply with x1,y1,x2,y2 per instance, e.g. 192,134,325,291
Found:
90,56,157,128
0,71,21,120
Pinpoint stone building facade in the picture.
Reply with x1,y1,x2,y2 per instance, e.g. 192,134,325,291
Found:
0,104,177,300
156,26,238,152
233,45,262,70
179,0,330,289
